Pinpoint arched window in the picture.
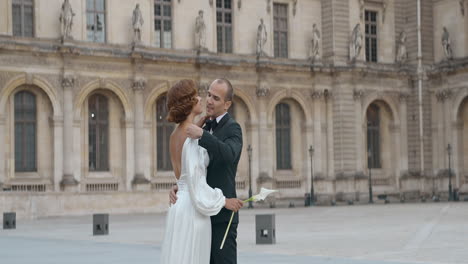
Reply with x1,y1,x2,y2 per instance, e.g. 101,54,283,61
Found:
156,95,174,171
275,103,291,169
14,91,36,172
367,104,381,168
88,94,109,171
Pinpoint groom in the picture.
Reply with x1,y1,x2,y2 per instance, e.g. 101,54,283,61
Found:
170,78,244,264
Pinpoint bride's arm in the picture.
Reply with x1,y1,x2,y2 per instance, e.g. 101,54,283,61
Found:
185,141,226,216
196,115,209,128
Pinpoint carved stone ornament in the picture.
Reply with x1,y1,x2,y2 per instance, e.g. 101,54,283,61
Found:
62,76,75,89
311,90,322,99
310,23,321,61
59,0,75,40
442,27,454,60
435,89,452,102
396,31,408,64
312,89,333,100
353,89,364,100
256,19,268,57
349,23,363,61
256,82,270,97
132,4,144,44
198,82,209,97
132,79,146,91
195,10,207,51
398,92,410,102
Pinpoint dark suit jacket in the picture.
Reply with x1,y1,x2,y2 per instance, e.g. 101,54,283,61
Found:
199,113,243,224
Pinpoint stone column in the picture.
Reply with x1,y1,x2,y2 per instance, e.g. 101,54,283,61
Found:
443,91,453,165
256,80,273,190
0,115,5,187
60,76,79,191
72,119,82,188
452,121,463,189
325,89,335,194
52,116,64,191
132,79,150,190
432,91,443,176
125,118,135,191
304,121,314,195
432,89,451,192
353,89,365,174
311,90,324,177
399,93,409,181
437,89,453,188
390,123,401,189
431,92,441,171
142,121,152,182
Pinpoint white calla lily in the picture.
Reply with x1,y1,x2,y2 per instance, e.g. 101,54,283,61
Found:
251,188,278,202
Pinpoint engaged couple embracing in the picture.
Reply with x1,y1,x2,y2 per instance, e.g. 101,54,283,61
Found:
160,78,244,264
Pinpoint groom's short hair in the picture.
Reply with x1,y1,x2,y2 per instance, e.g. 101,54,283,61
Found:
215,78,234,102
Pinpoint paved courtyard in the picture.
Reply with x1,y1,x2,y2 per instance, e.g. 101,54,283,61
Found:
1,202,467,264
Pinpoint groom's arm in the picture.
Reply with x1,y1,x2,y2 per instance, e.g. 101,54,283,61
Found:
199,122,242,164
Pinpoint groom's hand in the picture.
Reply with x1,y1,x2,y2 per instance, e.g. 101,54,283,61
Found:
225,198,244,212
169,185,178,204
186,124,203,139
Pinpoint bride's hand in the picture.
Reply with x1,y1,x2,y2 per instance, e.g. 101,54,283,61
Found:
169,185,178,204
196,115,210,128
224,198,244,212
186,124,204,139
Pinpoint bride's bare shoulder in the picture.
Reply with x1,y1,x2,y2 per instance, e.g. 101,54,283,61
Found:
169,127,187,152
169,129,180,151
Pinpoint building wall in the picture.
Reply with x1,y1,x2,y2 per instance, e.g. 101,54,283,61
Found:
433,0,466,62
0,0,467,218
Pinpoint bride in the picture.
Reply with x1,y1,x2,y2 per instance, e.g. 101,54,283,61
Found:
160,79,243,264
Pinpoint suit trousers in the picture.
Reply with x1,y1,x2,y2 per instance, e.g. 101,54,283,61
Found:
210,222,238,264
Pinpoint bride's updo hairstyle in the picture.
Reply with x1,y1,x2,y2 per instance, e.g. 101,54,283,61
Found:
166,79,198,124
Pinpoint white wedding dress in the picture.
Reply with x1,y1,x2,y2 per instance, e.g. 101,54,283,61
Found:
160,138,226,264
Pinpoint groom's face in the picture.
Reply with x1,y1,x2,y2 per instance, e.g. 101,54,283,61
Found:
206,81,231,118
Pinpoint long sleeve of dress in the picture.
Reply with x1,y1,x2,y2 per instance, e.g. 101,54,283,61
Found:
184,138,225,216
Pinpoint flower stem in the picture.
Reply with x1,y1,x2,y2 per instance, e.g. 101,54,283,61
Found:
243,197,253,203
220,197,253,249
220,211,235,249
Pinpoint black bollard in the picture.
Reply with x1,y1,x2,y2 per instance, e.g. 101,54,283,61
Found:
256,214,276,244
93,214,109,235
3,212,16,229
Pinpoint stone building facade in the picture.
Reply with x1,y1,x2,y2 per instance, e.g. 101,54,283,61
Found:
0,0,467,217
